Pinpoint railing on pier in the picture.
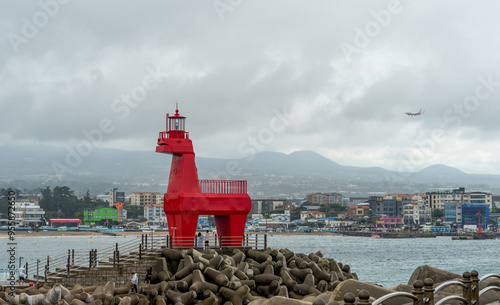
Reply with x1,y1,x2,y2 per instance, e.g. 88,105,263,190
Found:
23,231,267,284
0,268,19,283
199,179,247,194
343,270,500,305
24,235,152,284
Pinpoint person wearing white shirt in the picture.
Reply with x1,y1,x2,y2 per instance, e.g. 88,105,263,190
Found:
19,266,27,285
130,272,138,293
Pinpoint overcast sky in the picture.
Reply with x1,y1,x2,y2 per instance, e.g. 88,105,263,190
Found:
2,0,500,175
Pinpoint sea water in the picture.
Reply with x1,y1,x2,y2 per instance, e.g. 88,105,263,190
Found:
267,235,499,288
1,235,498,288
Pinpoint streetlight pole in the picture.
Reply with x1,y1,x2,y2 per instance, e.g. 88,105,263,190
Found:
171,227,177,247
19,257,24,268
23,205,27,227
151,226,154,249
477,212,483,233
36,259,40,285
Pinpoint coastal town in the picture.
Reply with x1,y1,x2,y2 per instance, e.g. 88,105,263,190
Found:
1,186,499,234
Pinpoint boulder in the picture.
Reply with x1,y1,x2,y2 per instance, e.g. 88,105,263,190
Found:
43,284,62,305
247,296,314,305
407,265,461,285
19,293,45,305
329,279,399,305
103,282,115,297
56,300,69,305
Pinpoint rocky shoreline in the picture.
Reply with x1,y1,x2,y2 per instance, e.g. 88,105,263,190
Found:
1,247,500,305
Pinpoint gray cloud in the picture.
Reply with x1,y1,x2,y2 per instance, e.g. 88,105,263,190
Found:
1,0,500,174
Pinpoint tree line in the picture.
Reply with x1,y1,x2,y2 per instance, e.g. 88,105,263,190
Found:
0,186,109,221
39,186,109,220
1,186,146,222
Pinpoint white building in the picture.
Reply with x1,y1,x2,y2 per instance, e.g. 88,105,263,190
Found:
324,218,355,229
96,194,109,202
144,204,166,225
403,200,431,226
13,201,46,227
271,214,291,222
300,210,326,221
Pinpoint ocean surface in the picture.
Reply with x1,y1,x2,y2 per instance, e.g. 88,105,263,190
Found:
267,235,499,288
1,234,498,288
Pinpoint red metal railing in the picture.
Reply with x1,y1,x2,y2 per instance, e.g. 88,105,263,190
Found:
158,131,190,141
199,179,247,194
166,234,267,249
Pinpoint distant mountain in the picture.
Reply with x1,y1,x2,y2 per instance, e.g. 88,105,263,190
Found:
409,164,500,186
1,144,499,196
217,150,344,176
418,164,467,175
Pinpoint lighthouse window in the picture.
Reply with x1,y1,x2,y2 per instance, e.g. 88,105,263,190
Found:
170,118,185,131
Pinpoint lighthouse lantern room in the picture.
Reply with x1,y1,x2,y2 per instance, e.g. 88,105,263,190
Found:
166,107,187,139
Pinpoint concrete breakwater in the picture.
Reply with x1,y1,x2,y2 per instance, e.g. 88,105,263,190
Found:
340,231,500,239
340,231,437,238
1,247,500,305
148,247,357,304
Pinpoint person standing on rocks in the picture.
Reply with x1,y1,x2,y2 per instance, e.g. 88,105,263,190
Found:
204,230,210,250
130,272,138,293
18,265,27,285
145,267,152,285
197,232,203,248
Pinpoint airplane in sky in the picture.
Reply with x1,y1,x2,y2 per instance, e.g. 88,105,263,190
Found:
406,109,424,116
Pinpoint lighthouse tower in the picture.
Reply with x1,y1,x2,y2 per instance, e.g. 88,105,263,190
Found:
156,107,251,247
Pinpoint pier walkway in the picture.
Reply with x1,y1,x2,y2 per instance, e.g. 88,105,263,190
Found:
2,233,267,286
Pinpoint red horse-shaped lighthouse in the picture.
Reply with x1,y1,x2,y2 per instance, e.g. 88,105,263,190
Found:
156,107,251,247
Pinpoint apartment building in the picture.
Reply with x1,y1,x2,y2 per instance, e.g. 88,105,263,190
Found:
306,192,343,205
443,201,463,224
403,202,431,225
426,187,492,211
463,192,492,209
13,201,46,227
144,204,167,224
109,188,125,207
426,187,466,210
130,192,163,206
250,198,288,214
368,195,410,217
